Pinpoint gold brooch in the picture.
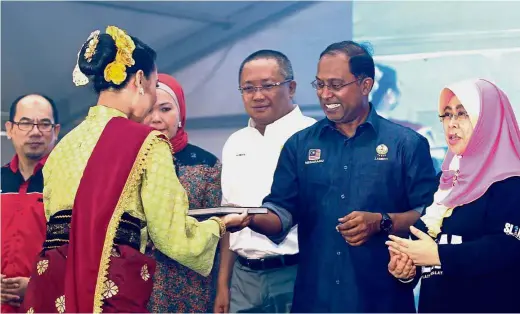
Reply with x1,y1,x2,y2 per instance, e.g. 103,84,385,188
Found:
72,30,100,87
84,30,100,62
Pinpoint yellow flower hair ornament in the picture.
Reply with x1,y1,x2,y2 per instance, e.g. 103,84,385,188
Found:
103,25,136,85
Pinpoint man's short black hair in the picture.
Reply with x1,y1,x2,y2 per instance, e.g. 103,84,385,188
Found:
320,40,375,80
9,94,59,124
238,49,294,83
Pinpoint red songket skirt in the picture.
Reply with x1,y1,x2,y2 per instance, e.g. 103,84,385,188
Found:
21,243,156,313
20,209,156,313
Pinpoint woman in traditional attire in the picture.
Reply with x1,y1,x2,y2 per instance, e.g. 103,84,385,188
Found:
19,26,249,314
143,73,222,312
386,79,520,313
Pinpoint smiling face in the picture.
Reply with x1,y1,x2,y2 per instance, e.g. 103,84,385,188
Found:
441,95,475,155
239,58,296,128
315,53,373,124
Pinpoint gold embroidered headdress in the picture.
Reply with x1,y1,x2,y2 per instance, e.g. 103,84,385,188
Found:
72,30,99,86
72,26,136,87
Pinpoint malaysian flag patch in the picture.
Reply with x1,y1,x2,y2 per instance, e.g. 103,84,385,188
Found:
308,149,321,161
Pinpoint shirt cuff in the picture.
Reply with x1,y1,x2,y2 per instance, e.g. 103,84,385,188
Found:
398,277,415,283
262,201,293,244
413,205,426,214
200,219,222,238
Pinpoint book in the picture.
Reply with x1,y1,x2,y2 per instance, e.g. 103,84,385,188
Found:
187,207,268,217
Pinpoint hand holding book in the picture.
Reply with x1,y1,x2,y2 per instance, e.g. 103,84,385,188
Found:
188,205,268,233
187,206,268,216
220,209,251,233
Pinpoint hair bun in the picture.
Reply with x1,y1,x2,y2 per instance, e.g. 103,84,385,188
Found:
73,26,157,93
78,34,117,77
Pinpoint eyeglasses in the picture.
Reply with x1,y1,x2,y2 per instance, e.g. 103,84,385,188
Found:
11,121,56,132
438,112,469,123
238,79,292,95
311,78,360,92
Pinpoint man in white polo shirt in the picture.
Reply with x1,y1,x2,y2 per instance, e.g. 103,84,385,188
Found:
214,50,316,313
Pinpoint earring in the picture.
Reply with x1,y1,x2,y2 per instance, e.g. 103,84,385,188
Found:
178,122,182,128
139,87,144,95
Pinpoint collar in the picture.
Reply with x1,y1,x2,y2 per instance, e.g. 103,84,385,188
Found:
87,105,128,120
9,153,49,175
248,106,305,135
319,103,380,136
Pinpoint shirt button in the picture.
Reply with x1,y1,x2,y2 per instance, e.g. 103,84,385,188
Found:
337,251,341,256
340,194,345,199
343,165,348,170
336,280,340,285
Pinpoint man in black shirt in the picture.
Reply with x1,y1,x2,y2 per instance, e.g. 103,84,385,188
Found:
245,41,438,312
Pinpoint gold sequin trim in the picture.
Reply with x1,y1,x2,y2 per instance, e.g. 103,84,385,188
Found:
209,217,226,237
93,131,163,313
120,219,140,229
43,245,62,250
45,238,67,242
53,215,72,219
162,134,174,155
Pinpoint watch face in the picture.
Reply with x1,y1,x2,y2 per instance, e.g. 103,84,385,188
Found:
381,215,393,231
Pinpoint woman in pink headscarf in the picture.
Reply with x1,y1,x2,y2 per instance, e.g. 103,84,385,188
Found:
143,74,223,313
386,79,520,313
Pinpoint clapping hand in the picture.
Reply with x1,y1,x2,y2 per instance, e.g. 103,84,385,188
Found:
388,248,416,280
385,226,441,266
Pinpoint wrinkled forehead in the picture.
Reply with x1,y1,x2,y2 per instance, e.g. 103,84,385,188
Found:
14,95,54,121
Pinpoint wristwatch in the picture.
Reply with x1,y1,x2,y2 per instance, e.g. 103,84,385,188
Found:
380,213,393,234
